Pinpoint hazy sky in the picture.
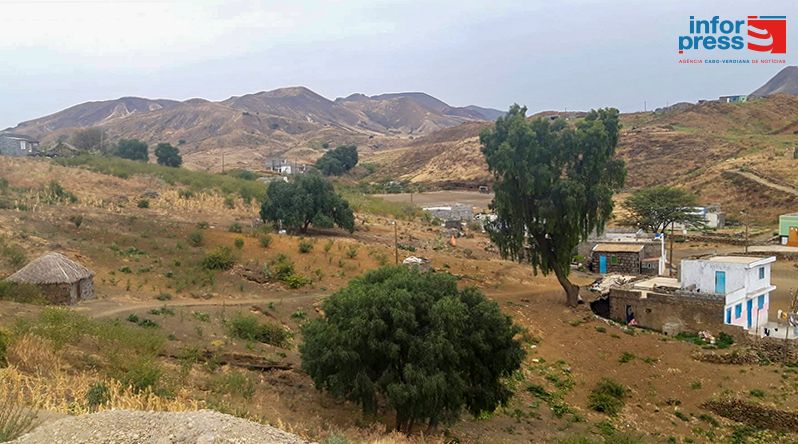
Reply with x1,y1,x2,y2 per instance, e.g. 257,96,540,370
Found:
1,0,796,129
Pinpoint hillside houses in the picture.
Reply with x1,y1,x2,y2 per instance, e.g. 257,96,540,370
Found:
607,255,777,337
0,133,39,157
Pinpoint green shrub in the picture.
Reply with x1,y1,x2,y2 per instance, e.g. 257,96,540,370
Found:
43,180,78,204
264,254,294,281
323,239,334,254
298,239,313,253
0,239,27,268
226,313,292,347
155,292,172,301
202,247,235,270
86,382,110,410
284,274,311,289
187,231,204,247
618,352,636,363
211,371,255,400
137,199,150,209
228,222,243,233
588,378,628,415
120,359,161,392
258,234,272,248
196,221,210,229
749,388,766,398
346,245,358,259
234,237,244,250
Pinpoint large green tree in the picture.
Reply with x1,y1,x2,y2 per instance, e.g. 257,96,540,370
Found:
315,144,358,176
113,139,149,162
154,143,182,167
260,173,354,233
622,185,703,233
481,105,626,306
300,266,524,434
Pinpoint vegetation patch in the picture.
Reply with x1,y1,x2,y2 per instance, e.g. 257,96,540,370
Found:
225,313,292,348
588,378,628,416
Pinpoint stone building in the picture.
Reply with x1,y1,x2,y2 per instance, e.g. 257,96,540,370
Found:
607,255,777,336
5,252,95,305
0,133,39,157
590,243,644,274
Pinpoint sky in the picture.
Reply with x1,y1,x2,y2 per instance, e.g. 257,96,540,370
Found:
1,0,797,129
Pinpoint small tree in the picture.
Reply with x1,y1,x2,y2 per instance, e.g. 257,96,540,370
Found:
480,105,626,306
260,174,354,233
154,143,182,167
300,266,525,434
622,185,704,233
71,127,106,153
315,145,358,176
114,139,149,162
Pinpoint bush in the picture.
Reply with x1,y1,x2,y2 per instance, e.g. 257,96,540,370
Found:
588,378,628,415
196,221,210,229
86,382,110,410
43,180,78,204
228,222,243,233
264,254,294,281
258,234,272,248
298,239,313,253
187,231,204,247
0,282,45,304
346,245,358,259
137,199,150,209
234,238,244,249
120,359,161,392
226,313,292,347
202,247,235,270
284,274,311,289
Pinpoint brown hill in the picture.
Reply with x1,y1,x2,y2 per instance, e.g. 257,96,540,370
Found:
4,88,503,171
750,66,798,97
365,96,798,221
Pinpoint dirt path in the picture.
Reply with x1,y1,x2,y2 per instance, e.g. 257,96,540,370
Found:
76,293,324,319
728,169,798,196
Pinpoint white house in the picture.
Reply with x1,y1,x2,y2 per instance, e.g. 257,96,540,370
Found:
673,205,725,230
680,256,776,333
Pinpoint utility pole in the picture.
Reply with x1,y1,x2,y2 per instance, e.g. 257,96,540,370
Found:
741,210,749,254
393,221,399,265
669,222,675,277
644,100,647,112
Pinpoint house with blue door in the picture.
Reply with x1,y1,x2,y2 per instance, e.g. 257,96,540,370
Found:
680,256,776,333
590,241,666,276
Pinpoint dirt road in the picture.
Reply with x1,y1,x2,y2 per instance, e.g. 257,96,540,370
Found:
374,190,494,208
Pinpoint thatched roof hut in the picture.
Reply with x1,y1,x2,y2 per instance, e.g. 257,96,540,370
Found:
6,252,94,304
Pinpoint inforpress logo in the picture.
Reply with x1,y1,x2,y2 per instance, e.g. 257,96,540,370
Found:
678,15,787,54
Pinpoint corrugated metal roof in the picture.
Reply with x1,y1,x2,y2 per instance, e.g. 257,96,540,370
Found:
593,243,645,253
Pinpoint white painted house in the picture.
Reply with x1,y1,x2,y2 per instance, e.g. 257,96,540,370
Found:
680,256,776,333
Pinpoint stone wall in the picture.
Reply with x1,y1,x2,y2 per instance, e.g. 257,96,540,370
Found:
608,288,725,334
703,398,798,432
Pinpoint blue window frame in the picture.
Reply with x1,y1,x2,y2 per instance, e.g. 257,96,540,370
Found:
759,267,765,280
758,294,766,310
726,309,732,324
735,304,742,319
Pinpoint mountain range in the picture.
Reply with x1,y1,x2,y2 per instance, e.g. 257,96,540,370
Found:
3,87,504,170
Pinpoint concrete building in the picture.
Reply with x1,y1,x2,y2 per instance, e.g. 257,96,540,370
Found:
265,158,310,175
681,256,775,333
422,203,473,221
779,213,798,246
0,133,39,157
673,205,726,230
719,95,747,104
607,255,776,336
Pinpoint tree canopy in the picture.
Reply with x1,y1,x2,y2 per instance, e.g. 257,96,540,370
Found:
114,139,149,162
70,128,107,153
154,143,182,167
480,105,626,306
315,144,358,176
622,185,703,233
300,266,525,434
260,173,354,233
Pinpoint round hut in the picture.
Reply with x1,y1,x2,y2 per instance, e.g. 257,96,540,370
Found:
6,252,94,305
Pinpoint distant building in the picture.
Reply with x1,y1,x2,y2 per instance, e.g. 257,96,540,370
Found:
719,95,747,104
673,205,726,230
265,158,310,175
422,203,473,221
607,255,776,336
0,133,39,157
779,213,798,246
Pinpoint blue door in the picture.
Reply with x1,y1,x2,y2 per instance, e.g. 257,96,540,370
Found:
747,299,753,329
599,255,607,273
715,271,726,294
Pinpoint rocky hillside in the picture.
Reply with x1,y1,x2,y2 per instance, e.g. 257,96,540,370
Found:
366,95,798,222
4,88,502,171
750,66,798,97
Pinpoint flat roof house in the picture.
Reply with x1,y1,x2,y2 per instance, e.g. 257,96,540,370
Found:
590,240,666,276
608,255,776,336
779,213,798,247
0,133,39,157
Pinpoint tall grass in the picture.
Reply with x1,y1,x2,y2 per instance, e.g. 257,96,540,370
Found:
56,155,266,202
0,392,38,442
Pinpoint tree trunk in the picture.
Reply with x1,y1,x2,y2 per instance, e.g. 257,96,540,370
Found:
553,266,580,307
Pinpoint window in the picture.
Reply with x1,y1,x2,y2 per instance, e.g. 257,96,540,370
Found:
758,294,766,310
759,266,765,280
726,309,732,324
610,255,619,265
735,304,742,319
